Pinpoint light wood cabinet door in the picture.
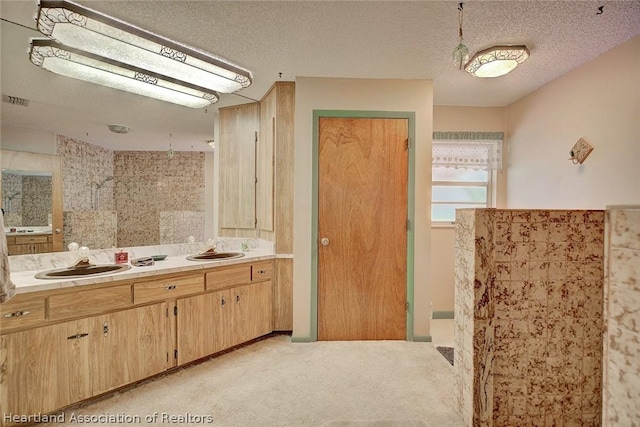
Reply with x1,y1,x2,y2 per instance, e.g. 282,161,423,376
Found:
245,280,273,342
0,322,70,418
176,292,222,365
93,303,171,394
219,102,259,233
257,88,275,232
229,281,273,346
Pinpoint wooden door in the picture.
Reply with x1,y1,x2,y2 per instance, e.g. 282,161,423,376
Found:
318,117,408,341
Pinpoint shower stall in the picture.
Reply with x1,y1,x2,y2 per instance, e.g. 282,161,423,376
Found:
93,176,114,210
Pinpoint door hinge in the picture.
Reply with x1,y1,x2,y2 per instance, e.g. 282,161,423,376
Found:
174,349,178,360
406,219,411,231
406,138,409,150
255,130,258,143
406,301,410,312
174,306,178,316
166,352,169,363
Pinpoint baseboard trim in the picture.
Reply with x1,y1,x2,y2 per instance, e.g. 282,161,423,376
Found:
432,311,454,320
291,336,316,343
413,335,432,342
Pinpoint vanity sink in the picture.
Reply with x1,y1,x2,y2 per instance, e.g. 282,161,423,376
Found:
35,264,131,279
186,252,245,261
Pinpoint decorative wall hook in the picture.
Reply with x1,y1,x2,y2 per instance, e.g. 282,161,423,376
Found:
569,138,593,164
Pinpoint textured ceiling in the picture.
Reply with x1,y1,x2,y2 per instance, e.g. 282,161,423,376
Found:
1,1,639,151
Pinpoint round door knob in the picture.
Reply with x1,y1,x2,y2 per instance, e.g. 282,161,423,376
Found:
54,228,62,234
321,237,330,246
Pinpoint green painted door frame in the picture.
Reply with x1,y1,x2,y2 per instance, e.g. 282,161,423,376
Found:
308,110,416,342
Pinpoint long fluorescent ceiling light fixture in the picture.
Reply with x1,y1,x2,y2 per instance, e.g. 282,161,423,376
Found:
35,0,252,95
30,40,220,108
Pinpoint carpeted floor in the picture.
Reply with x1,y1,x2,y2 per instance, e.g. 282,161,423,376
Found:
50,335,463,427
436,346,454,366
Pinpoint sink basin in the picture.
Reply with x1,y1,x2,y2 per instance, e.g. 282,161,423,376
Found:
35,264,131,279
186,252,245,261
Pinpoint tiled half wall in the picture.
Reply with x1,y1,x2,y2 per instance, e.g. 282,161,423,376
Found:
603,206,640,426
454,209,605,426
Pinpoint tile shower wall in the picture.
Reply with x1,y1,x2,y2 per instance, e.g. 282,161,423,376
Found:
159,211,205,244
22,176,52,226
454,209,605,427
63,210,117,249
56,137,205,249
114,152,205,247
2,172,23,226
603,206,640,426
57,136,114,211
57,136,117,249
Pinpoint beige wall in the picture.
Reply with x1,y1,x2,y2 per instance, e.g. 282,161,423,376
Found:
293,77,433,340
431,106,506,312
1,126,57,155
506,35,640,209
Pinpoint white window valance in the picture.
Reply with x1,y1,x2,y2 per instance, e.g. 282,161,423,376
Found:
433,132,503,170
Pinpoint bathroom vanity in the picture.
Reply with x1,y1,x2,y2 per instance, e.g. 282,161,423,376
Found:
5,232,53,255
0,252,274,425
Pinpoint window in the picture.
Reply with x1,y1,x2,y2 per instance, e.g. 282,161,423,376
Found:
431,132,503,224
432,167,491,222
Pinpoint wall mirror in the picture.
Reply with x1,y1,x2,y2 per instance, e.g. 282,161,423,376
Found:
2,169,52,228
1,150,63,253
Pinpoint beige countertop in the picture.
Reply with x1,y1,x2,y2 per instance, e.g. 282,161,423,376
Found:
10,250,274,295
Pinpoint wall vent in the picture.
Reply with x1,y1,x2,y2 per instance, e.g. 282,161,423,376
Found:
2,95,30,107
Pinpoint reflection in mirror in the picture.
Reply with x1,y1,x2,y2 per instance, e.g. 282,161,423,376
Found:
1,150,64,253
2,169,53,230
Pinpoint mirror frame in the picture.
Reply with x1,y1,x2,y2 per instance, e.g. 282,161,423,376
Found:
1,150,63,252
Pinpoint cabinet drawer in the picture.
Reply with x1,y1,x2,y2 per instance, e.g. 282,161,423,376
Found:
6,236,16,245
1,295,46,329
252,261,273,281
134,275,204,304
206,264,251,291
14,235,49,244
49,285,132,320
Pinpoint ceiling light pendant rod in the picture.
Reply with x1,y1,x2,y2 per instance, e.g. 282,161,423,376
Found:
453,2,469,70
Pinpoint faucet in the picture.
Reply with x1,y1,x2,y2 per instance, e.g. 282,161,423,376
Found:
202,238,217,253
70,246,93,268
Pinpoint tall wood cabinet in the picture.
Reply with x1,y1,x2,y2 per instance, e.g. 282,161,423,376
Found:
217,82,294,331
259,82,295,331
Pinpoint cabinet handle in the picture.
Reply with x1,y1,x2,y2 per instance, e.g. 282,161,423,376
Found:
4,310,31,318
257,270,266,274
221,297,225,307
236,294,241,303
67,333,89,340
103,321,109,336
165,285,176,290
